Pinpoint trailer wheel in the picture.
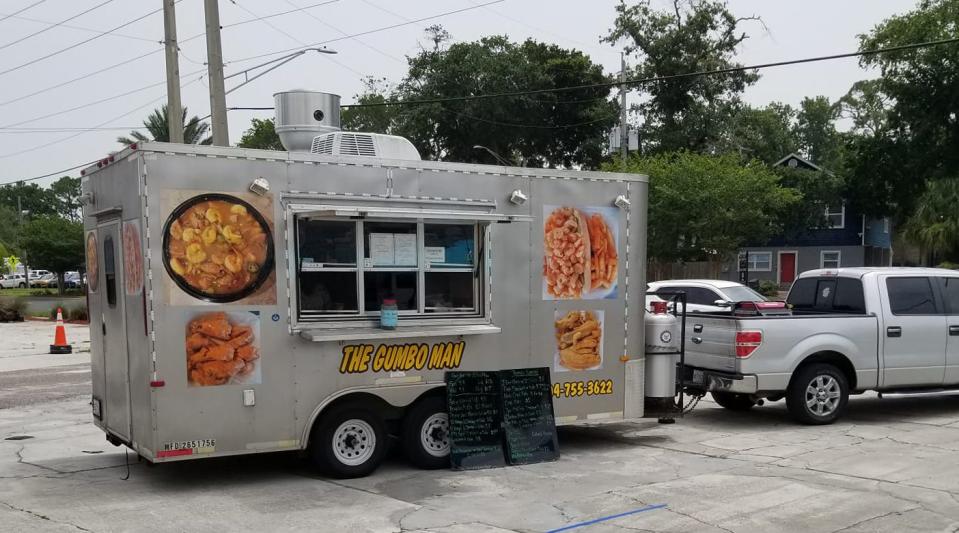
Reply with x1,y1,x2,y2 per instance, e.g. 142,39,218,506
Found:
786,363,848,425
402,396,450,469
710,392,756,411
311,406,387,479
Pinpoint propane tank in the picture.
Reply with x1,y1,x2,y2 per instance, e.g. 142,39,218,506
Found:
644,300,680,399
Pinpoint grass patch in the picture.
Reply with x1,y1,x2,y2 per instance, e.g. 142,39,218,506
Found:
0,288,85,298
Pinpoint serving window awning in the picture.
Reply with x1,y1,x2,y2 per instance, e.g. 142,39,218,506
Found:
288,204,531,223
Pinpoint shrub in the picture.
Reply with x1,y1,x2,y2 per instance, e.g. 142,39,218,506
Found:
30,289,55,297
758,280,781,298
68,307,89,322
0,296,25,322
937,261,959,270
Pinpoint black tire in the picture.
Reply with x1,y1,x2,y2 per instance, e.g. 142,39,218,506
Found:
711,391,757,411
310,406,388,479
786,363,848,425
402,396,450,469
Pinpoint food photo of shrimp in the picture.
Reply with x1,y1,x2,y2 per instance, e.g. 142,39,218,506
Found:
123,221,144,295
543,206,619,300
185,311,261,386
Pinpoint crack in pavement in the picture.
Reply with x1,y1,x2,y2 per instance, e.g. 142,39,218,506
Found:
0,499,95,532
830,508,915,533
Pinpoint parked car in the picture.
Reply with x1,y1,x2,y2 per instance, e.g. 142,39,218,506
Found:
682,267,959,425
64,272,83,289
0,274,27,289
32,273,58,288
647,279,771,313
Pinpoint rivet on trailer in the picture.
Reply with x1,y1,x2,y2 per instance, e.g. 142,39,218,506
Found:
81,89,678,478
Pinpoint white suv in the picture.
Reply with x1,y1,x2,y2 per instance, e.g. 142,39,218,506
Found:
0,274,27,289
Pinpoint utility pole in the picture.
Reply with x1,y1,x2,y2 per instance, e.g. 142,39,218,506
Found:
204,0,229,146
619,52,628,164
162,0,184,144
17,193,28,288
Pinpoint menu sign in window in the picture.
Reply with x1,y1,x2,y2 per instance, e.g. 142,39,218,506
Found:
445,367,559,470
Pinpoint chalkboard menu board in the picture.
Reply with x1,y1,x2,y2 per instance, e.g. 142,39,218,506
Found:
445,367,559,470
500,368,559,465
446,371,506,470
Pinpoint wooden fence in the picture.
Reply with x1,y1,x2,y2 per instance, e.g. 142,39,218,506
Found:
646,260,724,282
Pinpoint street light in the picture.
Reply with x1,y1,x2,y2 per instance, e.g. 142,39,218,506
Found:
225,47,338,95
472,145,511,166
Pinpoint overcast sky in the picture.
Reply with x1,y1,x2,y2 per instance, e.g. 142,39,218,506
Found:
0,0,912,187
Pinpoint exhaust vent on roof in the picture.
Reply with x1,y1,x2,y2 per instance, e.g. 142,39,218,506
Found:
310,132,421,160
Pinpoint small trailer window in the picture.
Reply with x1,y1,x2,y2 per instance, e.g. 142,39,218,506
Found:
295,216,484,321
103,235,117,307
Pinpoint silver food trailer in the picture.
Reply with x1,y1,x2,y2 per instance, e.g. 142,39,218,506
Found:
81,90,660,478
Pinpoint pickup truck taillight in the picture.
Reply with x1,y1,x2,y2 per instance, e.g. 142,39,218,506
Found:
735,331,763,358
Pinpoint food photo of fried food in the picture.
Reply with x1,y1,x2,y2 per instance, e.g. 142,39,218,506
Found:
164,194,273,302
586,213,618,290
86,232,99,292
186,312,261,386
554,310,603,371
544,206,590,298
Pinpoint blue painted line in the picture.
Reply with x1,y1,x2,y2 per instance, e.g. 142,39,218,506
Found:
546,503,668,533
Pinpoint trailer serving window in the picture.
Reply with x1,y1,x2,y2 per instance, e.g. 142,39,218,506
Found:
293,208,495,323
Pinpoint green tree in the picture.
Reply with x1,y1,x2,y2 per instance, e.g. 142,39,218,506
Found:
611,152,797,263
905,179,959,263
237,118,284,150
18,216,84,295
0,181,57,218
118,105,211,146
794,96,844,170
721,103,798,164
837,79,890,136
776,166,844,241
603,0,761,154
342,77,403,135
354,30,617,168
49,176,82,222
0,204,20,254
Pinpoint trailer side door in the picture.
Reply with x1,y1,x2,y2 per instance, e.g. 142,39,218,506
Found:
97,221,133,440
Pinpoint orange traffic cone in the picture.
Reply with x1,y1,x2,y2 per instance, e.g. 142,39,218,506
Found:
50,307,72,354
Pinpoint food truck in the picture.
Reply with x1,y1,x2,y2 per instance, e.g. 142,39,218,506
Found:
81,90,660,478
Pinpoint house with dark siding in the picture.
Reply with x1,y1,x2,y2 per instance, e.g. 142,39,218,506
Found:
725,153,893,287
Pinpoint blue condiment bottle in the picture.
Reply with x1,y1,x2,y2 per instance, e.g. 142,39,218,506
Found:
380,298,398,330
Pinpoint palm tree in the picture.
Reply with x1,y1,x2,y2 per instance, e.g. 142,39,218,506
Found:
905,178,959,264
117,105,212,145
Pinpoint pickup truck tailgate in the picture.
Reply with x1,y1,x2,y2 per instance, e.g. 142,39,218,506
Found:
685,316,738,373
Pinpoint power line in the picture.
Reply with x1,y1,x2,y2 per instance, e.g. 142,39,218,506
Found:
0,0,113,51
221,0,339,30
0,0,48,23
0,1,173,78
0,0,341,107
225,0,505,65
0,126,140,133
283,0,405,64
338,37,959,109
0,12,158,43
0,160,100,185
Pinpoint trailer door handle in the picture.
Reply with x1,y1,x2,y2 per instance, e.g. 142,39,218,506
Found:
693,324,703,333
887,326,902,338
949,325,959,336
691,336,703,344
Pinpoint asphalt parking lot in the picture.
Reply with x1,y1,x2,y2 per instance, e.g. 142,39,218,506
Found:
6,383,959,532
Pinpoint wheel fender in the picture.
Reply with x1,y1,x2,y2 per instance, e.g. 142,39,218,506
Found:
300,383,445,449
785,334,860,376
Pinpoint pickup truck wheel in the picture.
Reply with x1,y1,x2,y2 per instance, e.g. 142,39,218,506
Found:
787,364,848,425
402,396,450,469
310,406,388,479
711,392,756,411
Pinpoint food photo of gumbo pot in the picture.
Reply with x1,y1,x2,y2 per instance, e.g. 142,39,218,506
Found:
162,194,275,302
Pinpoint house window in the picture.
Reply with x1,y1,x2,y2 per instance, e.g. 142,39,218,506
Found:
821,250,841,269
825,204,845,229
883,218,890,233
295,216,484,321
740,252,771,272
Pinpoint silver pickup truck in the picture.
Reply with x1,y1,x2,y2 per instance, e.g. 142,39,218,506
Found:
683,267,959,424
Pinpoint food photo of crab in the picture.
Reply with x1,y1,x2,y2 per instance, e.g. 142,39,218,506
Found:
185,311,261,386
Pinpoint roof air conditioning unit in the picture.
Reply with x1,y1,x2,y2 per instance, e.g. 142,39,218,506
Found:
310,132,421,161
